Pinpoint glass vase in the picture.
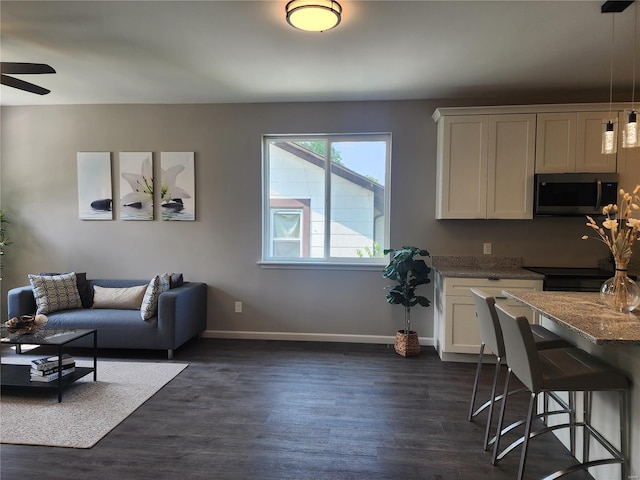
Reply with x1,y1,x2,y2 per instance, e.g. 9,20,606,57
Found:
600,261,640,313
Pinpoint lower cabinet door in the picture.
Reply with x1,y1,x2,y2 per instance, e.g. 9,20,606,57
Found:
441,278,542,355
445,295,482,354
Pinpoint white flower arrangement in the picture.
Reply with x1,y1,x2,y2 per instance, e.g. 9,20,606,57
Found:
582,185,640,264
582,185,640,312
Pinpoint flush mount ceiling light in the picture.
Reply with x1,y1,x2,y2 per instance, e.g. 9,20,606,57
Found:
286,0,342,32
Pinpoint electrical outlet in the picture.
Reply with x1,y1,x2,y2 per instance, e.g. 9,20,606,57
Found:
234,301,242,313
483,243,492,255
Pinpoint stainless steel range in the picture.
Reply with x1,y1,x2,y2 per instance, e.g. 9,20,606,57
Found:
524,267,616,292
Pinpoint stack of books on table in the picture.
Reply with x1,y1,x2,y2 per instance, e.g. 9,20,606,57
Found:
30,353,76,382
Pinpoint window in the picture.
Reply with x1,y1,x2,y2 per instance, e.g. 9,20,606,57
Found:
262,133,391,264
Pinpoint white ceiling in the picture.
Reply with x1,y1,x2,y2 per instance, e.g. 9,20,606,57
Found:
1,0,639,106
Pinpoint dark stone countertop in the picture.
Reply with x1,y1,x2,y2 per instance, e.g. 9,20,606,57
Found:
503,290,640,345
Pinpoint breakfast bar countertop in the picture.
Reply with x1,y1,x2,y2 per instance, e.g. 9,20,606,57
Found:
502,290,640,345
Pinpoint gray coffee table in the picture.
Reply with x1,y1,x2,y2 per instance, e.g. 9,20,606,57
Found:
1,327,97,402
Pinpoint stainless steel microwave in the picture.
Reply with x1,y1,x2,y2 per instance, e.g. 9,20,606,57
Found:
534,173,619,216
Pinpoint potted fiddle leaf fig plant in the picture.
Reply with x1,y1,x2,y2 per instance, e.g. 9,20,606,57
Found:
383,246,431,357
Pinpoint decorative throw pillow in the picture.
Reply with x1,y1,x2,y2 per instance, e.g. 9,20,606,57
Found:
92,285,147,310
140,273,171,320
40,271,93,308
169,273,184,289
28,273,83,315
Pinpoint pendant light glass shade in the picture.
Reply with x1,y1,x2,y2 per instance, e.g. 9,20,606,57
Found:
602,120,618,154
622,3,639,148
286,0,342,32
622,110,639,147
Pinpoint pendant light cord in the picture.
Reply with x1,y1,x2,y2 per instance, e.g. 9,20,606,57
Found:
632,2,638,110
610,13,615,117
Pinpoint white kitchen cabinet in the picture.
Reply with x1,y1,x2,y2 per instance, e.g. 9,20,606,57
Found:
536,112,617,173
433,273,543,362
435,113,535,219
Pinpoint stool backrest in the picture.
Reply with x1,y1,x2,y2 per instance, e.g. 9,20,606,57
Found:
495,303,543,392
470,288,505,357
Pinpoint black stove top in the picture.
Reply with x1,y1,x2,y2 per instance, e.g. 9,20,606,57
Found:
524,266,614,278
524,266,617,292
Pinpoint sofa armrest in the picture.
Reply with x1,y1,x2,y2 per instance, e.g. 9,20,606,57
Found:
8,285,37,318
157,282,207,347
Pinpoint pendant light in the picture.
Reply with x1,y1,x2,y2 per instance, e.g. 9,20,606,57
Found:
622,1,639,148
286,0,342,32
603,12,618,154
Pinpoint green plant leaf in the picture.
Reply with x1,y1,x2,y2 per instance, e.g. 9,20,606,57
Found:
382,246,432,328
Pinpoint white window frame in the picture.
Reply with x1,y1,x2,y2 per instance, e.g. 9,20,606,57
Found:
261,133,391,268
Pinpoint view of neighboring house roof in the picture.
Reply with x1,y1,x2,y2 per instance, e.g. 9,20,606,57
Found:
272,141,384,213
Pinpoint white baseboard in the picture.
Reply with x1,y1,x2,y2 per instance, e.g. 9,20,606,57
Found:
203,330,435,346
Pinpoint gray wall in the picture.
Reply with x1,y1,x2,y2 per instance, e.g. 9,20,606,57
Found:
0,99,614,342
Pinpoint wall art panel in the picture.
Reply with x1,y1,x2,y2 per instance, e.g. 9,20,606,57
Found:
120,152,154,220
77,152,113,220
160,152,195,221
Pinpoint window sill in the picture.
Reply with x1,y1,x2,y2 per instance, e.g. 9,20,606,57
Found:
258,261,385,271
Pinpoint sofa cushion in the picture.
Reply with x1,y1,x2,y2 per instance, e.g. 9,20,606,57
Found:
28,273,83,315
40,271,93,308
92,284,146,310
141,274,171,320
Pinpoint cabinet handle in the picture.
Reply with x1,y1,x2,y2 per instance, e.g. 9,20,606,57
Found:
487,277,501,281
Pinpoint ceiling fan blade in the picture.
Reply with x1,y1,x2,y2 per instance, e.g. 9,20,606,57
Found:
0,74,51,95
0,62,56,75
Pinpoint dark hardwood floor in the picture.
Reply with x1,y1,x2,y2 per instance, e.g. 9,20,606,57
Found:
1,339,595,480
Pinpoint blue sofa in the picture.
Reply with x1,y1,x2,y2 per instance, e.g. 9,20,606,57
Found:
7,279,207,359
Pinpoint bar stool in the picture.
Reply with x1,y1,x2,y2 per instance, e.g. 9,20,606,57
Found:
493,303,630,480
468,288,570,451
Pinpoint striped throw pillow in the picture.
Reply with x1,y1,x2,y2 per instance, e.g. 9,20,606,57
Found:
140,273,171,320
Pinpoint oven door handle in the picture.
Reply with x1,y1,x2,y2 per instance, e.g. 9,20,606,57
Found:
595,178,602,211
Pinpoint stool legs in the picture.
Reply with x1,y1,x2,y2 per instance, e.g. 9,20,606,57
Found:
620,390,630,480
468,342,486,422
569,391,576,457
483,354,503,450
492,367,511,465
493,385,629,480
517,392,537,480
469,342,504,451
583,390,629,480
583,391,591,467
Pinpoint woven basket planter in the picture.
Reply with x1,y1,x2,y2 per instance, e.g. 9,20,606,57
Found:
394,330,420,357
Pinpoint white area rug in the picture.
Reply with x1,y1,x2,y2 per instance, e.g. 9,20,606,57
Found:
1,359,187,448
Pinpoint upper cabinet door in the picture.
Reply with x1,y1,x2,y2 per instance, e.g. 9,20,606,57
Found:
436,114,534,220
575,112,617,173
536,111,617,173
535,112,577,173
486,114,536,219
436,115,488,219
